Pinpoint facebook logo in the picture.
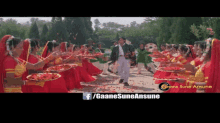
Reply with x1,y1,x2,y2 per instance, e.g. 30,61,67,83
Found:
83,92,92,100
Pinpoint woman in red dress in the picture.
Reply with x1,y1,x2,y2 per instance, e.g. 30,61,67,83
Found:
82,44,102,76
59,42,83,90
153,44,170,77
73,45,96,83
165,44,195,93
182,41,207,93
40,41,69,92
0,36,60,93
172,39,218,93
154,44,175,84
205,38,220,93
21,39,49,93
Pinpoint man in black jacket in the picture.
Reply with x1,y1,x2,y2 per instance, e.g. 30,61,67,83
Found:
110,37,135,86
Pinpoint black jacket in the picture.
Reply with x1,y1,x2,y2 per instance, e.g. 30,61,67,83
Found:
110,43,135,62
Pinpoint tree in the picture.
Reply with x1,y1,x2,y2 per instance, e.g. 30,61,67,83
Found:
116,32,119,40
48,17,67,43
94,19,101,32
156,17,174,45
40,24,49,45
214,18,220,39
63,17,94,45
29,22,40,39
130,21,137,27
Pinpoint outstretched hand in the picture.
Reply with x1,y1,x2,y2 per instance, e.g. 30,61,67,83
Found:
51,51,60,58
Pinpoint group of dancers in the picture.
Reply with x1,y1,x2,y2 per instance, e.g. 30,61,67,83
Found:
1,34,220,93
151,38,220,93
0,35,109,93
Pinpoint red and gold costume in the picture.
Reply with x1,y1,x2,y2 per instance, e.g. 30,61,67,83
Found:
82,49,102,76
39,41,68,92
21,54,49,93
206,39,220,93
165,45,204,93
0,35,27,93
59,42,82,89
63,43,96,84
153,50,174,84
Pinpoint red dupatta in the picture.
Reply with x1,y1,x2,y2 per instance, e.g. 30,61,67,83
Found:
41,41,49,58
19,39,30,80
206,38,220,93
60,42,70,59
60,42,67,52
19,39,30,61
0,35,13,93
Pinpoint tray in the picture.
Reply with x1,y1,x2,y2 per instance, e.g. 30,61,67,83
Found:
26,73,61,82
46,64,73,72
159,67,185,73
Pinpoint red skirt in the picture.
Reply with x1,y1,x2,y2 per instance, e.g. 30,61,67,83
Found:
22,75,68,93
69,67,83,89
76,66,96,82
59,69,80,90
82,59,102,76
154,71,172,84
22,85,49,93
43,76,68,93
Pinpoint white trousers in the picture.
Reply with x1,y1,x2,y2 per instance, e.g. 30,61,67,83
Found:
117,56,130,83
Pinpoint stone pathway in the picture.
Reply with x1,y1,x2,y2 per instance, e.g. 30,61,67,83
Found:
70,66,163,93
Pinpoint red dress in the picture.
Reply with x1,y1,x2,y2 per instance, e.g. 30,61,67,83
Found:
60,54,82,89
154,52,173,84
166,57,194,93
21,54,49,93
82,51,102,76
38,54,68,93
76,51,96,82
153,51,168,80
184,61,210,93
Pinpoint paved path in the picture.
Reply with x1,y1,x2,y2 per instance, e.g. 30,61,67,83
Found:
70,65,163,93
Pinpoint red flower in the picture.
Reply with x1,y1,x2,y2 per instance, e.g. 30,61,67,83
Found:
162,67,183,71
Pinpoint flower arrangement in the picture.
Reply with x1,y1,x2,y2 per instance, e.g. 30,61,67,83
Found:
94,52,104,56
27,73,61,81
47,64,72,72
153,58,167,62
162,67,184,71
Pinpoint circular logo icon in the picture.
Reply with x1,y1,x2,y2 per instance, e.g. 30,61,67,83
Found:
159,82,170,91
